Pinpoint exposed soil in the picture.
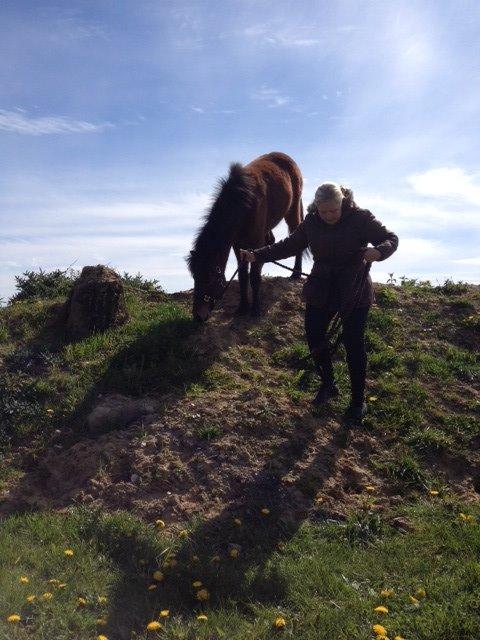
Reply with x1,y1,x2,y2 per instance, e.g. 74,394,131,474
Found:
1,277,478,526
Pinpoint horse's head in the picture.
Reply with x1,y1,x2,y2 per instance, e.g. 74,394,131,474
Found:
188,250,226,322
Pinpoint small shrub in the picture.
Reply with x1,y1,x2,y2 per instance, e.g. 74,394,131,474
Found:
9,267,80,303
437,278,469,296
121,271,165,295
376,286,399,307
0,321,9,343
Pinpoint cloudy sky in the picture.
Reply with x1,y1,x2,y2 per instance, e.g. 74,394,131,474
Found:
1,0,479,302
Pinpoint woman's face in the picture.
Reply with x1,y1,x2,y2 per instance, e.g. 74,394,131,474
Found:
316,198,342,225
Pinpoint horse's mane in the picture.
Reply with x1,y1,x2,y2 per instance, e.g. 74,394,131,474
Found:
186,163,256,276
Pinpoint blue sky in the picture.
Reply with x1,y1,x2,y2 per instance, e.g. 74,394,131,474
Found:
1,0,479,302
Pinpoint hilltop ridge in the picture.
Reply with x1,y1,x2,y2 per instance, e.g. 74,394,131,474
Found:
0,275,479,525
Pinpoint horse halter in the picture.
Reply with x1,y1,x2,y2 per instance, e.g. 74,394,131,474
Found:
202,266,227,303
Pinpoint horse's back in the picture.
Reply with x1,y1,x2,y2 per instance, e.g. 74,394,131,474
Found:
245,151,301,179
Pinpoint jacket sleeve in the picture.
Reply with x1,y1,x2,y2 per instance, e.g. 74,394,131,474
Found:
362,210,399,261
252,222,308,263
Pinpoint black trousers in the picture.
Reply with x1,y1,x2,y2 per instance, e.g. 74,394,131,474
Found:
304,303,370,405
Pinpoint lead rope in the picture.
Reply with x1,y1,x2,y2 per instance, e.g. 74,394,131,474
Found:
203,251,371,363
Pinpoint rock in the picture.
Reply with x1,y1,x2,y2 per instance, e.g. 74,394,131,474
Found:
87,393,155,435
62,265,128,340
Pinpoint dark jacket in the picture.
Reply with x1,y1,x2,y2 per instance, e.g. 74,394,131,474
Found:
252,201,399,313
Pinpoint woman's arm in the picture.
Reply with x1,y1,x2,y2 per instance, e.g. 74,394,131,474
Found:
250,222,309,263
361,210,399,261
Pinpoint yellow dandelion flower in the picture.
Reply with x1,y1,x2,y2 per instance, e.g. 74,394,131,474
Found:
380,588,394,598
373,624,387,635
191,554,200,562
96,618,107,626
97,635,109,640
153,570,164,582
416,587,426,598
459,513,468,521
159,610,169,618
211,555,220,563
192,580,202,588
466,514,476,523
19,576,29,584
77,596,87,606
368,396,378,401
26,595,36,603
234,518,242,525
197,614,208,621
261,507,270,515
155,519,165,528
7,614,21,623
42,592,53,600
196,588,210,601
409,595,420,605
274,616,286,628
146,620,162,631
374,605,388,613
179,529,189,538
229,548,239,559
97,596,108,604
64,549,74,557
394,636,406,640
429,490,439,496
58,583,67,588
147,584,157,591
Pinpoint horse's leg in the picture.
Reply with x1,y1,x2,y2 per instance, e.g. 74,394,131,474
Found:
235,259,251,315
250,259,263,317
285,198,304,279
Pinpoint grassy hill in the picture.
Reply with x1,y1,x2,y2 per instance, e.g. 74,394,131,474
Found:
0,271,479,640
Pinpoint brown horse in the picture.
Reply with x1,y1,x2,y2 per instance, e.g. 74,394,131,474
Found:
186,151,307,322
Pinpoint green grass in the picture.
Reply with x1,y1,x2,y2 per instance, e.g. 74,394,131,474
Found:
0,295,205,446
0,502,478,640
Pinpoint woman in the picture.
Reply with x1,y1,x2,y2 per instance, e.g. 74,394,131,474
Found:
239,183,399,424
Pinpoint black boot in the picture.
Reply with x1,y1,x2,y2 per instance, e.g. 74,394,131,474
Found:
343,401,367,424
311,382,340,405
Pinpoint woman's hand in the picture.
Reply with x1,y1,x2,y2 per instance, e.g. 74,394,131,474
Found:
362,248,382,262
239,249,256,262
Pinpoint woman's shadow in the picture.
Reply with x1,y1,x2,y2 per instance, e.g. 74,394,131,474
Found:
94,406,351,639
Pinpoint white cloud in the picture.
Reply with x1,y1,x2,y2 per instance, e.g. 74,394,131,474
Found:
0,109,113,135
451,256,480,265
407,167,480,204
251,86,291,108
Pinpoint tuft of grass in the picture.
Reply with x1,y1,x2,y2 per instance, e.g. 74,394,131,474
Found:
406,426,454,453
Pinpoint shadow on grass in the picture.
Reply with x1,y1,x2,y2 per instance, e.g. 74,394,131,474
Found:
85,412,351,639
